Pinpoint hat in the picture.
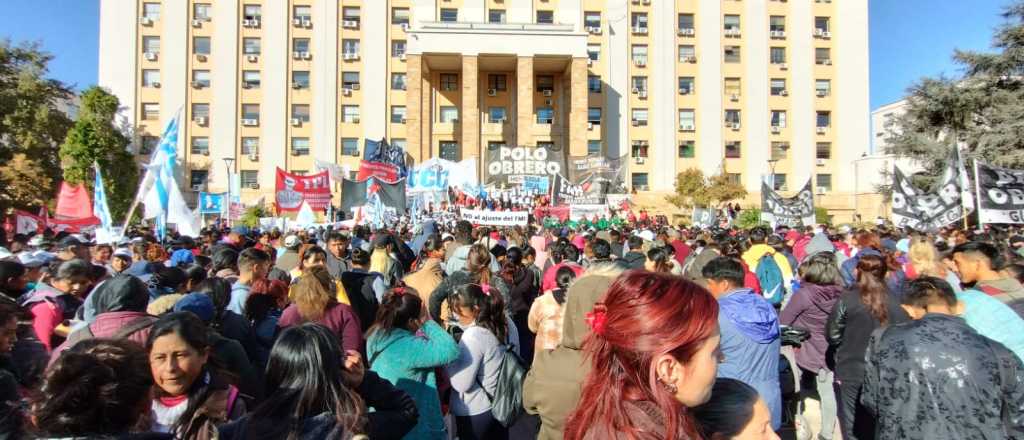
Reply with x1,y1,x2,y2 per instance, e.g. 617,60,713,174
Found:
168,249,196,267
173,293,216,323
17,251,49,268
881,238,898,252
785,230,802,242
637,230,655,242
284,235,301,248
57,235,88,250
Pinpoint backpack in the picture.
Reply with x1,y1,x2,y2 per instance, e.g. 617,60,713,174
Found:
476,344,527,427
756,254,785,305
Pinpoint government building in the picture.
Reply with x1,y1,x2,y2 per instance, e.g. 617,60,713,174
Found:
98,0,869,222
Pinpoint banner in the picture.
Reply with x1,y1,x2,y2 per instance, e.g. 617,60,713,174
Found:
13,210,99,234
605,194,632,210
197,192,226,214
340,178,407,214
535,206,571,222
567,154,628,195
552,174,605,206
364,138,408,179
521,175,550,194
569,204,609,221
275,168,332,212
356,160,400,183
461,209,529,226
891,165,969,231
485,145,565,186
974,162,1024,223
761,180,815,227
692,207,718,228
407,158,454,193
55,182,97,220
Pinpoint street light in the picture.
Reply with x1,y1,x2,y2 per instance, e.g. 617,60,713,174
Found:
767,159,780,191
222,157,235,226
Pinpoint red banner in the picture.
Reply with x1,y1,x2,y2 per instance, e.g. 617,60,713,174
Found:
12,210,99,234
356,160,399,183
55,182,98,221
275,168,332,212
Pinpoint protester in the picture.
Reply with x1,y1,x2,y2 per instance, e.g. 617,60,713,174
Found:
741,227,794,291
500,246,539,362
429,244,511,331
370,233,404,287
227,248,270,315
692,378,780,440
528,265,577,352
621,235,647,270
952,241,1024,316
905,236,961,290
279,265,362,353
245,278,287,368
274,235,302,273
22,258,91,351
403,234,446,320
541,242,584,292
646,246,675,274
0,303,22,439
54,274,157,358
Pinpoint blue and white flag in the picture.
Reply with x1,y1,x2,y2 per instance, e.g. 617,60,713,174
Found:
198,192,226,214
139,113,201,238
93,162,116,244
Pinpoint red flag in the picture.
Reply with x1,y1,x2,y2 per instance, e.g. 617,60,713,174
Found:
55,182,96,220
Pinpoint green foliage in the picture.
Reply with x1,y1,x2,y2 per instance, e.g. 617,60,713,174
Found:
0,40,74,212
815,207,831,224
666,168,748,209
736,209,763,230
885,2,1024,175
59,87,137,219
240,205,268,228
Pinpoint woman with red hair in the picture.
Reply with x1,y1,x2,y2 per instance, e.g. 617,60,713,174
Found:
246,278,288,368
564,271,721,440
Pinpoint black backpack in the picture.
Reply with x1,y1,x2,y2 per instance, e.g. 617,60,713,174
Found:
475,344,527,427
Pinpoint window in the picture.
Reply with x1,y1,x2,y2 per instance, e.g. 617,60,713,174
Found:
243,38,261,55
440,8,458,22
815,17,830,33
816,79,831,96
143,36,160,54
291,138,310,156
390,106,406,123
489,9,506,23
192,70,210,87
342,138,359,156
440,141,460,161
679,109,695,129
817,111,831,127
631,76,648,93
392,8,410,25
291,170,308,176
678,13,694,31
391,73,407,90
142,3,160,20
631,142,649,158
631,45,648,65
190,170,208,188
678,141,695,158
771,47,787,64
725,141,741,158
770,110,787,128
816,142,832,159
241,171,258,187
489,107,507,123
536,75,554,93
773,174,788,191
293,38,310,53
343,39,360,56
392,41,406,57
192,103,210,120
142,103,159,120
770,78,786,96
724,109,741,125
587,44,601,61
242,104,259,120
342,7,360,23
537,142,556,152
342,106,360,123
537,107,554,124
293,5,311,20
724,46,741,63
439,74,457,91
632,173,649,190
631,13,648,32
242,70,260,88
770,15,786,32
816,174,833,191
488,74,507,91
537,10,554,24
243,4,261,21
771,142,789,160
724,78,741,96
678,45,696,61
726,173,742,185
193,37,211,55
678,77,695,94
241,137,259,155
584,12,601,28
440,106,459,123
586,141,601,156
588,108,602,124
191,137,209,155
488,141,506,151
142,70,160,87
631,108,648,126
816,48,831,64
342,72,360,89
724,15,740,31
193,3,211,21
292,104,310,122
588,75,602,93
292,71,310,88
139,136,158,155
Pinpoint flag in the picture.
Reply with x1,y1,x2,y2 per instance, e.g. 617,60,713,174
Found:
954,144,975,212
340,178,407,214
55,182,97,220
139,112,200,238
294,201,317,226
93,162,116,244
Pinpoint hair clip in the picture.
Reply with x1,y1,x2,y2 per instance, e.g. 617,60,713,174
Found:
480,283,492,296
392,286,406,296
585,304,609,336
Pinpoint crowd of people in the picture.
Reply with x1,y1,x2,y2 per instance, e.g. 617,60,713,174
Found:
0,215,1023,439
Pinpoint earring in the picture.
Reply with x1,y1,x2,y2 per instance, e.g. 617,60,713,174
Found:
658,377,678,394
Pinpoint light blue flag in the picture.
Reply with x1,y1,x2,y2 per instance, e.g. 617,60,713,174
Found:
93,162,115,243
140,112,200,239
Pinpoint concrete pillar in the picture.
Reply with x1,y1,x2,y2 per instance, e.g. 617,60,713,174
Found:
516,56,534,147
567,57,589,157
461,55,480,162
406,54,424,162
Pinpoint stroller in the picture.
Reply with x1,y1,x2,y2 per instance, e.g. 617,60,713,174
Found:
778,325,811,438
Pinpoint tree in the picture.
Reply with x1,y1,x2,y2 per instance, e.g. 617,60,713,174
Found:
0,40,74,213
59,87,137,219
666,168,749,209
885,2,1024,176
240,206,268,228
666,168,707,209
736,209,763,230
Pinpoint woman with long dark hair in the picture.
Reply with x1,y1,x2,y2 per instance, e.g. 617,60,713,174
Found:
645,246,674,274
564,271,721,440
429,244,511,329
500,246,538,363
826,254,909,440
692,378,779,440
528,265,577,352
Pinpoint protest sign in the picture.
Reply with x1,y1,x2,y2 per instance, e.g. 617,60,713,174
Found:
975,162,1024,224
275,168,332,212
460,209,529,226
569,204,609,221
197,192,225,214
692,207,718,228
761,180,815,227
567,154,628,195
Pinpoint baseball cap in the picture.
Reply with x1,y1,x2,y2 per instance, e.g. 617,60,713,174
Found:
113,248,133,259
57,236,88,250
284,235,301,248
173,293,216,323
17,251,49,268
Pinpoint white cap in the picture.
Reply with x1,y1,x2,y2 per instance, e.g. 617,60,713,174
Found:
113,248,133,259
283,235,301,248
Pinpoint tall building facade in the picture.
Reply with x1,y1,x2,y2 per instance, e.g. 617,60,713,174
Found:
99,0,869,219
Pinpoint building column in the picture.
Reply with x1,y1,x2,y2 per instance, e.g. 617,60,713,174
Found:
407,54,424,162
516,56,534,147
461,55,480,162
567,57,589,156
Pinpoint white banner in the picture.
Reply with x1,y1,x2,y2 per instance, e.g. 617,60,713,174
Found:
606,194,631,209
460,209,529,226
569,204,609,221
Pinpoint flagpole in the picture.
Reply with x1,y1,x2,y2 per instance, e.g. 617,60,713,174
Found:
973,158,984,232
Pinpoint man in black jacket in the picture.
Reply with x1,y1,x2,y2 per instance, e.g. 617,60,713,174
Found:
620,235,646,270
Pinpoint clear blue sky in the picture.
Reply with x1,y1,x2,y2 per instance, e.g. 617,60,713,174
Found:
0,0,1011,110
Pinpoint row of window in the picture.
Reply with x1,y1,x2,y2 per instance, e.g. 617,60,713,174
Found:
142,3,411,26
587,43,832,65
142,68,412,92
630,140,833,160
628,173,833,192
149,135,384,161
141,36,401,59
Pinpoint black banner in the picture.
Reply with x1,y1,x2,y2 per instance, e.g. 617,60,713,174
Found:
485,145,565,186
340,178,407,213
890,163,968,231
551,174,605,206
566,154,628,195
977,162,1024,224
761,180,815,227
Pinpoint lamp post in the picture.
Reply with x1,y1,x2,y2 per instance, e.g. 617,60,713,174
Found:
222,157,235,226
767,159,780,191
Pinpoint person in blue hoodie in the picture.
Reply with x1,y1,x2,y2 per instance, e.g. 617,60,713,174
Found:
702,256,782,430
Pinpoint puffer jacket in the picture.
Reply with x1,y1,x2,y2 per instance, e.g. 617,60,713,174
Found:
863,314,1024,439
523,275,615,440
779,283,842,373
716,288,782,430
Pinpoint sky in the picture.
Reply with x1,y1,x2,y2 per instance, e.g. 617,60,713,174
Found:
0,0,1012,110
